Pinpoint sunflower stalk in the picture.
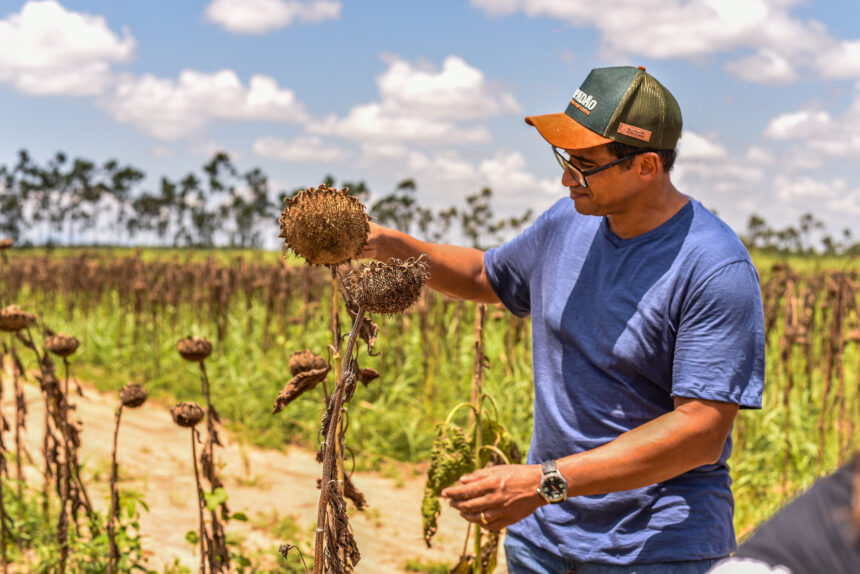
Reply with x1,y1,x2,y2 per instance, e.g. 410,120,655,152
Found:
313,306,365,574
471,303,487,574
107,404,123,574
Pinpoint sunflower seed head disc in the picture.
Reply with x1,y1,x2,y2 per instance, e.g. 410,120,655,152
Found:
170,402,205,427
0,238,12,250
0,305,36,332
278,184,370,266
177,336,213,362
119,383,148,408
346,255,430,315
44,332,79,357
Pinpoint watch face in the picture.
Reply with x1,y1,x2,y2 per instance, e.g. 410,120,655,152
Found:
540,475,566,502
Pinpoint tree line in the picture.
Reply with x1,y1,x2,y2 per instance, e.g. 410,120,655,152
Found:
0,150,532,250
5,149,853,256
741,213,860,257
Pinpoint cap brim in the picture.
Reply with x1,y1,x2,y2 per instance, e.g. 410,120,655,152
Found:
525,113,612,150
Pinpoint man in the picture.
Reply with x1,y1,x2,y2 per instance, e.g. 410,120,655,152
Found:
363,65,764,573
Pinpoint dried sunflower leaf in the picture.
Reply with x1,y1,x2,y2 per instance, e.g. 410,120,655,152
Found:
272,367,330,414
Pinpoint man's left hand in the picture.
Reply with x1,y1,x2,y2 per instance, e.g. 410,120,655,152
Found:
441,464,545,531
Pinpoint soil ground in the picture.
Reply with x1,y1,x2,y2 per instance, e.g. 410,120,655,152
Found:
3,379,508,572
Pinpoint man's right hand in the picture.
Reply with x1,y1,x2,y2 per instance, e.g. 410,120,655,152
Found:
358,221,501,305
361,221,386,261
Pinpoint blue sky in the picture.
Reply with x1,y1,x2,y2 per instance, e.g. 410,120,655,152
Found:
2,0,860,246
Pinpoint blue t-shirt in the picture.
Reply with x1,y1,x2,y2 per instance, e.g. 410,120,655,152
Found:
484,198,765,564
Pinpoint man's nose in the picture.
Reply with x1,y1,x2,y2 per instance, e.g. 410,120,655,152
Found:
561,168,580,188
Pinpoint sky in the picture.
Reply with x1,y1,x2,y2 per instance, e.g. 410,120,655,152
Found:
2,0,860,247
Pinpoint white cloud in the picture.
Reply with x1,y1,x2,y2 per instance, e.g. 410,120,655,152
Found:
311,103,493,144
189,140,242,160
775,176,845,202
378,55,522,121
724,49,798,84
764,109,834,140
478,151,560,197
150,145,175,158
677,131,728,161
470,0,847,84
101,70,309,140
0,0,135,95
205,0,341,35
253,135,349,162
358,144,558,216
745,146,775,165
763,83,860,159
405,150,480,182
815,39,860,80
360,143,411,162
308,55,520,145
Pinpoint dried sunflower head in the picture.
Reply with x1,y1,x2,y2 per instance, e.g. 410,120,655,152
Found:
288,349,327,376
346,256,430,315
119,383,147,409
0,238,12,250
0,305,36,332
44,333,79,357
278,184,370,266
177,336,212,362
170,402,205,428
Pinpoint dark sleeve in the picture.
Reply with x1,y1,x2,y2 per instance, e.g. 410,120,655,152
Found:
672,260,765,408
735,459,860,574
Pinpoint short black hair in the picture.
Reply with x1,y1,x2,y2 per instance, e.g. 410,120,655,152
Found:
607,141,677,172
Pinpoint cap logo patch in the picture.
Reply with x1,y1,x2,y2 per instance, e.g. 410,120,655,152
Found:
570,88,597,115
618,122,652,142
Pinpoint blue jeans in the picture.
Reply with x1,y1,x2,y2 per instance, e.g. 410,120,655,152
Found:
504,531,722,574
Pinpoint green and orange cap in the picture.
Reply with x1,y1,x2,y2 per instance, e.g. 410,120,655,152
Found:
526,66,682,151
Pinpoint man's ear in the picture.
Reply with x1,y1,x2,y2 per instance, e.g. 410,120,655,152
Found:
637,152,661,181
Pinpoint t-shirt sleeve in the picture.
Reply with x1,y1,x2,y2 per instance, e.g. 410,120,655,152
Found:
672,260,765,408
483,212,548,318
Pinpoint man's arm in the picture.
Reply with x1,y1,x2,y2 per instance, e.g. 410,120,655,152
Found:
363,222,501,304
442,396,738,531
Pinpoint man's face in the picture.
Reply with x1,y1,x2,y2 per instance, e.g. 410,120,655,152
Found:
560,144,640,217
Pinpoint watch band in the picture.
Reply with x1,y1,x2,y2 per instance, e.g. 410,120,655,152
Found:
541,460,558,475
537,459,568,504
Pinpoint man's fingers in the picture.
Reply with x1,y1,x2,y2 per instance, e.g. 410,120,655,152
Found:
457,471,486,484
448,493,494,513
441,475,492,501
460,510,504,532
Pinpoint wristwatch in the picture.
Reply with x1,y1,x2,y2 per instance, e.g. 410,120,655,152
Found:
537,460,568,504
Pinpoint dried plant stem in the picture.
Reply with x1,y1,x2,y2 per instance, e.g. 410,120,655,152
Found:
22,327,53,521
780,282,797,499
470,304,487,574
329,268,345,492
57,356,72,574
313,306,364,574
0,481,7,574
11,342,24,503
0,377,8,574
818,281,844,469
107,404,123,574
191,428,207,574
198,360,227,574
199,361,216,490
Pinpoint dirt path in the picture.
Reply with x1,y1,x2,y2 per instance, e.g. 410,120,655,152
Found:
3,379,507,572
